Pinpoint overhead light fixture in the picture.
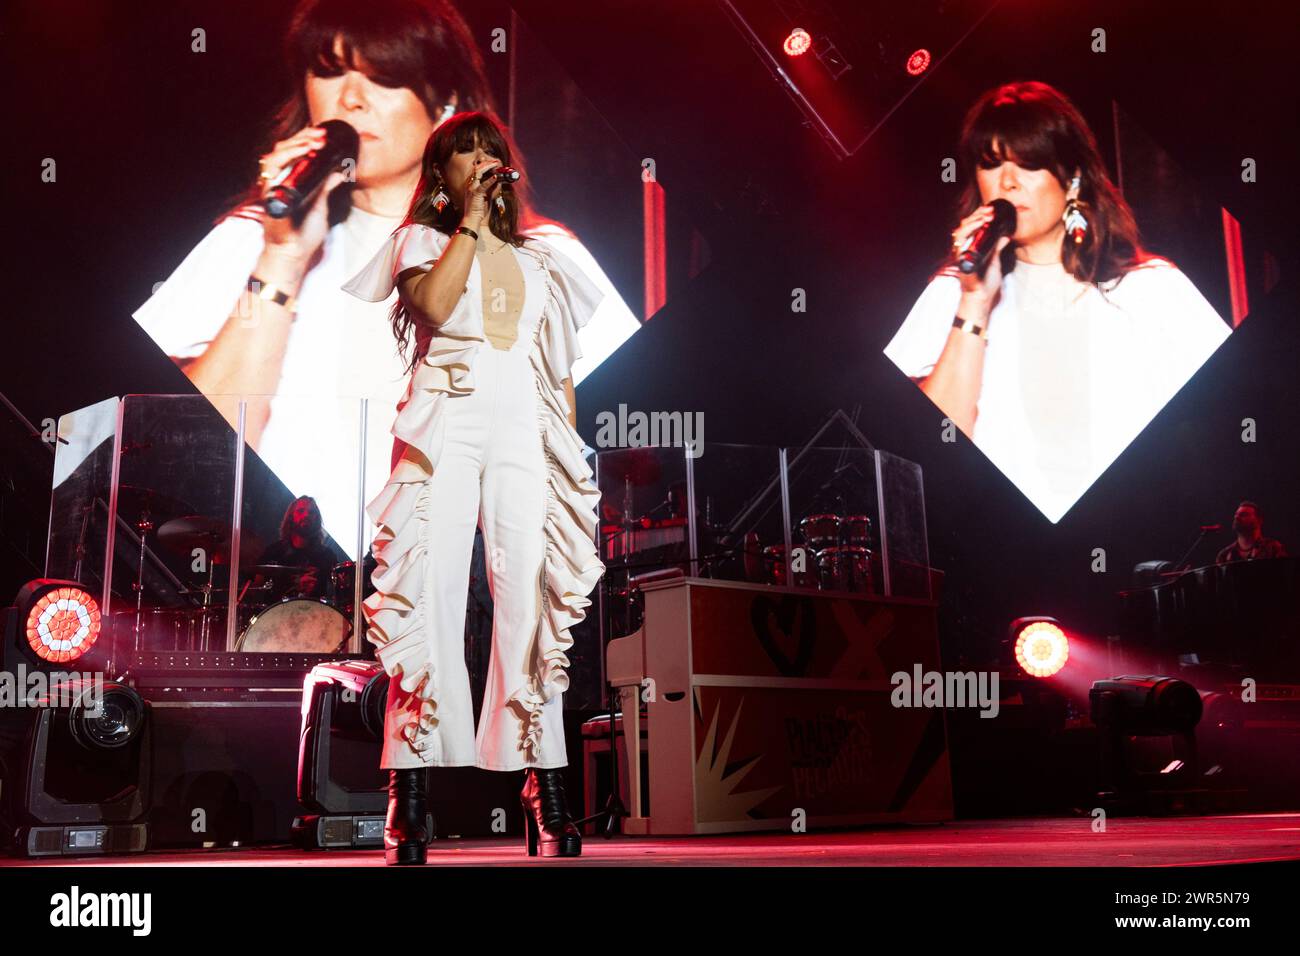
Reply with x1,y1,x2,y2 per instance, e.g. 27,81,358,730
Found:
783,27,811,56
906,48,932,75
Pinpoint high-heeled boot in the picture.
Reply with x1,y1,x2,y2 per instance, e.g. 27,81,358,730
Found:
520,768,582,858
384,768,430,865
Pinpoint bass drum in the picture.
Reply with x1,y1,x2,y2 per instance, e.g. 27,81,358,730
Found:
235,598,352,653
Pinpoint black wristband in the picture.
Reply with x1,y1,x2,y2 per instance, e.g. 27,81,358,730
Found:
454,226,479,241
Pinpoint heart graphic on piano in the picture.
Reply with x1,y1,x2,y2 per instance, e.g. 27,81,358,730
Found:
750,594,816,676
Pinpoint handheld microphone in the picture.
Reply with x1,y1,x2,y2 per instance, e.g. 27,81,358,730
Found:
957,198,1017,276
262,119,359,219
482,166,521,215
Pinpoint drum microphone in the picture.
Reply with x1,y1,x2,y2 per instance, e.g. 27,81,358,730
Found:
957,198,1017,275
262,119,360,219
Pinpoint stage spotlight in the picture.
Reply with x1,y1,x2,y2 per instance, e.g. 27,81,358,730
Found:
17,579,102,665
906,48,932,75
1010,617,1069,677
1089,676,1204,811
12,678,151,856
783,27,811,56
292,660,433,850
1089,676,1203,735
299,659,388,745
68,680,147,750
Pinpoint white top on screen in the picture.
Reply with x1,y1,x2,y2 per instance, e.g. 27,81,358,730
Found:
131,204,640,551
883,257,1231,523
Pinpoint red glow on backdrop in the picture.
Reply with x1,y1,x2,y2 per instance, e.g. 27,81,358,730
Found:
784,28,812,56
1222,207,1248,326
26,585,102,663
906,49,932,75
643,178,666,320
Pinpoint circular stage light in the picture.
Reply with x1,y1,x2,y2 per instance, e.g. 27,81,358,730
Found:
784,28,811,57
1014,620,1069,677
26,585,102,664
906,49,932,75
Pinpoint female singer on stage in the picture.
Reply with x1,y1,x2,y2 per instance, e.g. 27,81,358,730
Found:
884,80,1231,522
342,111,606,863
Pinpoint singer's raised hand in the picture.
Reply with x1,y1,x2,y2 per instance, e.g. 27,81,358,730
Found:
257,124,350,266
460,157,503,231
952,204,1011,317
182,124,348,451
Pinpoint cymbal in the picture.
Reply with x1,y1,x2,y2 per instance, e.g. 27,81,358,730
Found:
245,563,314,577
156,515,265,565
599,447,662,488
115,484,194,521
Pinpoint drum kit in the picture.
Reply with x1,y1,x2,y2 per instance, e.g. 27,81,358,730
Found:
116,486,370,656
751,513,875,593
600,451,877,589
597,450,880,643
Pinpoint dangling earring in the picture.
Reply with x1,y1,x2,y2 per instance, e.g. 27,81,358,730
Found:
431,170,452,215
1062,174,1088,245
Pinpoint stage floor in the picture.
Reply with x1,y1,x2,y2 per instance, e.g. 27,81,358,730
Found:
8,812,1300,866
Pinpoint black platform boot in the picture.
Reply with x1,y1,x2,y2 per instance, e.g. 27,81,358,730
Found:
384,768,430,865
520,768,582,858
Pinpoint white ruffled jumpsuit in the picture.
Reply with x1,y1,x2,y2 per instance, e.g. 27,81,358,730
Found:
342,225,606,771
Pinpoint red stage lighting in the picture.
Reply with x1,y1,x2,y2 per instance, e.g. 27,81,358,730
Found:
20,580,103,664
1011,618,1069,678
784,28,811,56
906,49,932,75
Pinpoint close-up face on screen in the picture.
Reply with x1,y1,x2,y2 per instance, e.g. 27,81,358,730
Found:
883,81,1245,523
124,0,697,554
2,0,1297,935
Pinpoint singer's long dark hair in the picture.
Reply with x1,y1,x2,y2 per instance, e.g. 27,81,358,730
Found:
404,111,530,244
941,80,1157,287
217,0,496,221
389,111,539,372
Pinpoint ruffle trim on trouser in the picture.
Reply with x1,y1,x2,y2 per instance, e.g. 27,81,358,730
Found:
362,336,480,760
505,258,605,761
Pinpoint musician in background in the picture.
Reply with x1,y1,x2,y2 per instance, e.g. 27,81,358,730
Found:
258,496,337,598
1216,501,1287,564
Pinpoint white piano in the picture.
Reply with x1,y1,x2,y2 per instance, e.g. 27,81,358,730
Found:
606,573,953,834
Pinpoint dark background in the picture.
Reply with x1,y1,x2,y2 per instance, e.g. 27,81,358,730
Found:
3,0,1297,670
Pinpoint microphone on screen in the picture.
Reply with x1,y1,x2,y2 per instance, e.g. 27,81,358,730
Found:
956,198,1017,276
261,119,360,220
